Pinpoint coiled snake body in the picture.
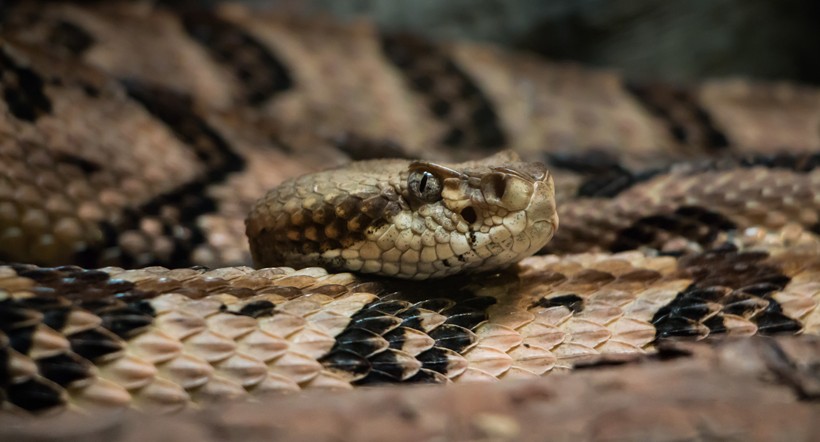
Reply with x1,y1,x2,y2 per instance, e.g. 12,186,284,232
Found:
0,2,819,419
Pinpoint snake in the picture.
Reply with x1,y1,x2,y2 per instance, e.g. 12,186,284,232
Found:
0,2,819,418
246,151,558,279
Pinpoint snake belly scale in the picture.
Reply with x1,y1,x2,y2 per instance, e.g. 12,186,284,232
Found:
247,151,558,279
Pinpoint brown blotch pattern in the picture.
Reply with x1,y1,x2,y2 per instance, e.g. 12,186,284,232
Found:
250,191,402,269
652,244,802,339
626,82,729,152
2,236,819,416
610,206,737,252
181,11,293,105
381,33,506,151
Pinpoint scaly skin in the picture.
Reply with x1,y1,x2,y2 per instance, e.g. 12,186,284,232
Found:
0,1,820,420
1,228,819,415
246,151,558,279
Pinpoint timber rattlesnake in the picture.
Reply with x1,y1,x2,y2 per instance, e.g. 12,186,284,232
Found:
0,2,819,416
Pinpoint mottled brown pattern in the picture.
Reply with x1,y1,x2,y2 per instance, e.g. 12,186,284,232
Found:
0,1,820,419
247,152,557,279
547,165,820,254
380,33,507,151
2,230,819,415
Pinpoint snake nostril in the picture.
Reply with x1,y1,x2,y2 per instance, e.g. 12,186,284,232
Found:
460,207,477,224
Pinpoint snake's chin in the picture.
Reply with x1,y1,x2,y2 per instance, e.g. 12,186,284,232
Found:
519,209,558,259
532,220,557,244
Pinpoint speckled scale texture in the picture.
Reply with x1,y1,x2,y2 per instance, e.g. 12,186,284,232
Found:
1,0,820,419
547,164,820,254
0,29,330,269
1,228,819,415
3,2,820,273
0,42,207,265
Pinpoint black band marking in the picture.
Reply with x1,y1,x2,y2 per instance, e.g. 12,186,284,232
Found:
532,293,584,313
182,12,293,105
610,206,736,253
380,33,507,151
72,82,244,269
652,244,801,340
626,82,729,151
0,49,52,122
48,20,95,56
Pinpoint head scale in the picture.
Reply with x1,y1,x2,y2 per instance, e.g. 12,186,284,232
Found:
247,151,558,279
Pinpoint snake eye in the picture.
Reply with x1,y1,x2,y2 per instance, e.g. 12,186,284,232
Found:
408,170,442,202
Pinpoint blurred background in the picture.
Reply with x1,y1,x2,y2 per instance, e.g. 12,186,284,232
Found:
161,0,820,86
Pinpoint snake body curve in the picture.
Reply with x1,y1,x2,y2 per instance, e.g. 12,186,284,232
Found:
0,2,819,418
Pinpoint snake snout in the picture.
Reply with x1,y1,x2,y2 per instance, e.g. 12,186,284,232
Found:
531,169,559,230
481,166,545,211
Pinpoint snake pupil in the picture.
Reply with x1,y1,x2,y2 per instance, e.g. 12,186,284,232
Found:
408,169,442,202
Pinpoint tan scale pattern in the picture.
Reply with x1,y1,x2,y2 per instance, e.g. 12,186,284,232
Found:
9,3,240,110
6,2,820,170
2,1,820,420
216,6,446,158
0,42,205,265
698,79,820,153
549,165,820,254
446,43,679,166
1,227,819,415
14,2,810,168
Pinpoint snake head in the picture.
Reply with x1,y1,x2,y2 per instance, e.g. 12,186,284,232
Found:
402,151,558,278
247,150,558,280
